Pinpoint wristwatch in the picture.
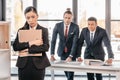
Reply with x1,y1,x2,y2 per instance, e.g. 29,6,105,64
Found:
69,55,73,58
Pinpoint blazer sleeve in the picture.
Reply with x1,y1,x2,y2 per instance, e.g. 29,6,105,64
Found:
103,30,114,58
70,25,79,56
13,30,29,51
28,28,49,53
50,24,58,55
76,29,85,57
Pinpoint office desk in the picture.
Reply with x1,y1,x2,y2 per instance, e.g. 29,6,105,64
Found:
49,60,120,80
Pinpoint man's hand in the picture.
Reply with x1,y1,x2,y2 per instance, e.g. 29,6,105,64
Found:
65,56,72,62
50,55,56,61
105,58,113,64
77,57,83,62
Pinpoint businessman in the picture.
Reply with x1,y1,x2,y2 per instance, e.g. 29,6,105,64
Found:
77,17,114,80
50,9,79,80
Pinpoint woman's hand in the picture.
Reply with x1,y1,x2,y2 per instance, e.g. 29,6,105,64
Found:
29,39,43,47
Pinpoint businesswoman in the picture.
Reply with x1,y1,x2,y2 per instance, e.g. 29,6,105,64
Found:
13,6,50,80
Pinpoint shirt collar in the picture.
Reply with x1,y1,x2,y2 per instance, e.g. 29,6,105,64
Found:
90,30,95,34
64,23,71,28
90,28,96,34
29,24,37,30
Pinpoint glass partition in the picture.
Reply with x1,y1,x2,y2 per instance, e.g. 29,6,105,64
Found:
78,0,105,29
111,0,120,54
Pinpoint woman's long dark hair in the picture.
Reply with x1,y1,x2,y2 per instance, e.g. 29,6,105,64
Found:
23,6,38,28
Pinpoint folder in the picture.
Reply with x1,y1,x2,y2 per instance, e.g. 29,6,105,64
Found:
84,59,103,66
18,30,42,42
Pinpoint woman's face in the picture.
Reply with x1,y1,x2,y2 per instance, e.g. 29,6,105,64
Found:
25,11,38,28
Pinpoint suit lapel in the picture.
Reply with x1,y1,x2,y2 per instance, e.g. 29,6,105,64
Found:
86,27,99,46
61,23,65,41
92,27,99,45
66,23,73,41
87,30,91,45
36,24,42,29
68,24,72,37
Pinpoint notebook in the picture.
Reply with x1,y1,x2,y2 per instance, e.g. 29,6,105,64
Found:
18,30,42,42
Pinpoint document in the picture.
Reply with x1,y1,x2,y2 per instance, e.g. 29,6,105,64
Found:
84,59,104,66
18,30,42,42
52,60,81,65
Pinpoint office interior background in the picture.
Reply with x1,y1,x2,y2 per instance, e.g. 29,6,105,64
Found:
0,0,120,79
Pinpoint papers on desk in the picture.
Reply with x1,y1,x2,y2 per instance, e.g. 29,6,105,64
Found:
51,59,112,66
51,60,81,65
84,59,112,66
52,60,65,64
84,59,103,66
66,61,81,65
102,63,112,66
89,60,103,66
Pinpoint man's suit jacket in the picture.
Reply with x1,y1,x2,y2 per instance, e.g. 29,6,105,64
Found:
77,26,114,61
13,24,50,69
51,22,79,59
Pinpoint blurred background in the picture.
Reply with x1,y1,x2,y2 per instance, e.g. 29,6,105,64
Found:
0,0,120,80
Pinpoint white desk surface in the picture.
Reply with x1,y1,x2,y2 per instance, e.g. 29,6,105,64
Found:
49,60,120,80
51,60,120,71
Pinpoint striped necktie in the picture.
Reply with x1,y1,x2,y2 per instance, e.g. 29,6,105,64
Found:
90,33,93,42
65,26,68,39
64,26,68,53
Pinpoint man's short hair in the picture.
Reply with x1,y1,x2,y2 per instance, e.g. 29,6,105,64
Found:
88,17,97,23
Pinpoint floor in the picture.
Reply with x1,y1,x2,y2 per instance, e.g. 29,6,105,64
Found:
11,75,116,80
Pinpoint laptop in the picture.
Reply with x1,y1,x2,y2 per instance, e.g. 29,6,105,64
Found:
18,30,42,42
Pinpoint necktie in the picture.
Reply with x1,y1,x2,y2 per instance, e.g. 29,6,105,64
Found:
64,26,68,53
65,26,68,38
90,33,94,56
90,33,93,42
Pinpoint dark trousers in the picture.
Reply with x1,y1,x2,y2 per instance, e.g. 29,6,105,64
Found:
87,73,102,80
61,52,75,80
18,57,45,80
65,71,74,80
86,56,103,80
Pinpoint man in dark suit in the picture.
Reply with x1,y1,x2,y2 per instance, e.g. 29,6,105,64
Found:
50,9,79,80
77,17,114,80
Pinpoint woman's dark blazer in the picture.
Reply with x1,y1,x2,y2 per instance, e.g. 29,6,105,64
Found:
13,24,50,69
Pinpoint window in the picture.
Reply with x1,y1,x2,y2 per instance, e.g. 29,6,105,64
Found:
78,0,105,29
6,0,33,41
111,0,120,54
37,0,72,58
